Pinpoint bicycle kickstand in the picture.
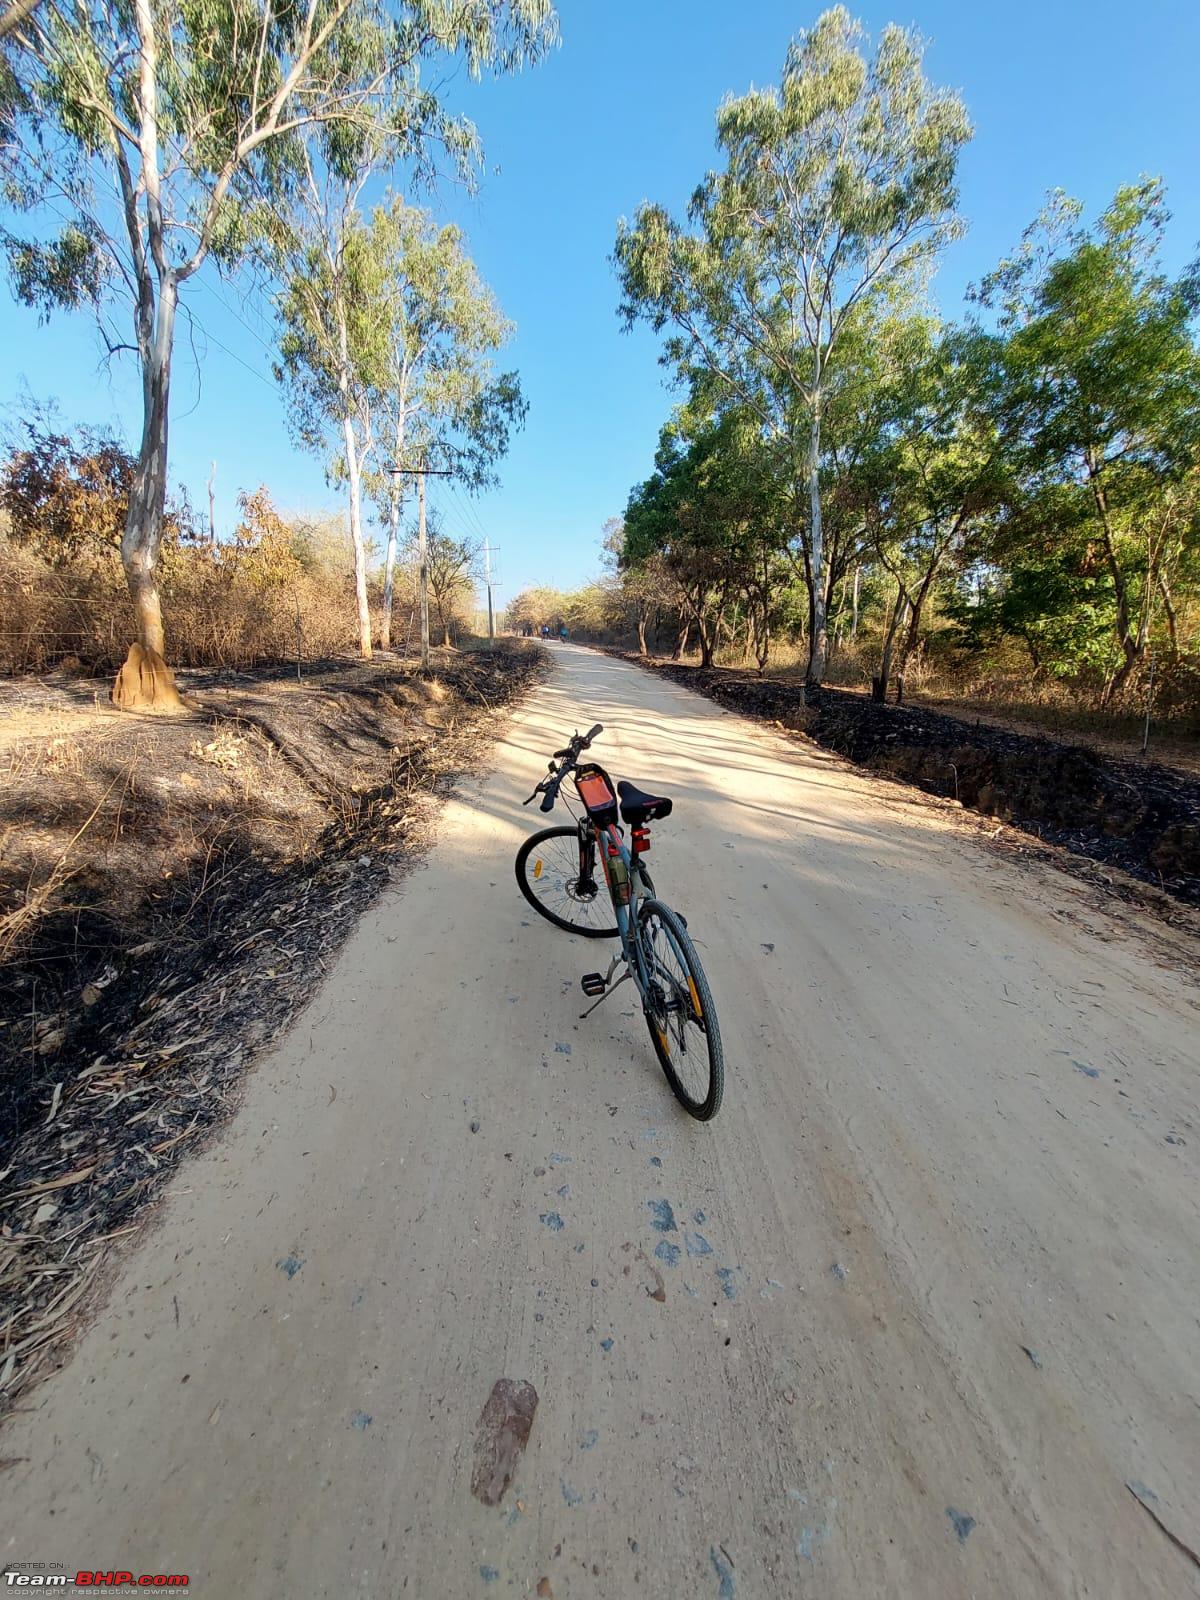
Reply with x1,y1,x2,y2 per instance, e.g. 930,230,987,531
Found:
579,957,630,1020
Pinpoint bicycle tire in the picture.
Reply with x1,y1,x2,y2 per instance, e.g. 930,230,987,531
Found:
515,826,619,939
637,898,724,1120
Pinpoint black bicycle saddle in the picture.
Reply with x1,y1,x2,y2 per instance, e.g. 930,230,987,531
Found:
617,780,673,825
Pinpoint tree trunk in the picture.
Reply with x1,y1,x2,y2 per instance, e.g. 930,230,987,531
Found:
851,564,860,639
380,410,405,651
895,569,934,686
0,0,43,43
672,619,689,660
1105,644,1142,704
755,614,770,673
805,405,827,689
1158,572,1178,662
342,410,371,659
114,273,184,712
695,602,717,668
1088,453,1141,701
637,613,648,655
380,490,399,651
872,587,908,703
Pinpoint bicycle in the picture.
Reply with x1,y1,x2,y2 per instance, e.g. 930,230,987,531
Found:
515,723,724,1121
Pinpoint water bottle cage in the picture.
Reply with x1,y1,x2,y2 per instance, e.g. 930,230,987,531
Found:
602,833,632,904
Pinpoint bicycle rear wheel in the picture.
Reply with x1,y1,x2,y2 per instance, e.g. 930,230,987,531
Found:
637,898,724,1120
515,826,619,939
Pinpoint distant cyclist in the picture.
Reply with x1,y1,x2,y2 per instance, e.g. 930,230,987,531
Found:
559,624,568,642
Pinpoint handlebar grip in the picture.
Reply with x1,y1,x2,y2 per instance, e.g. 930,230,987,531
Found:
539,788,557,813
584,723,603,743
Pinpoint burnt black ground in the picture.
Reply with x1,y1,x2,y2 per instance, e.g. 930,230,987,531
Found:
621,658,1200,907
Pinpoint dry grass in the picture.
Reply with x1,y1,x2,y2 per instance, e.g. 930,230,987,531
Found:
0,540,436,675
694,634,1200,770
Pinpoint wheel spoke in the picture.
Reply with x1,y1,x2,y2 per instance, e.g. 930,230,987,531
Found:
641,910,711,1106
524,834,612,932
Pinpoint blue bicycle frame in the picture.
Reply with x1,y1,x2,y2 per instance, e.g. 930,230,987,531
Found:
587,817,663,1007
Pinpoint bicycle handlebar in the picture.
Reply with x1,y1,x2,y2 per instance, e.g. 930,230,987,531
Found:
522,723,604,810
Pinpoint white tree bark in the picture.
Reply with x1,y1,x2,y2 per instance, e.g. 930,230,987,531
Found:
380,408,406,650
806,400,827,688
342,409,372,659
121,272,176,658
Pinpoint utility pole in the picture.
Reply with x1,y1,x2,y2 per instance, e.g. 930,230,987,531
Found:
387,457,455,674
417,469,430,670
483,537,497,644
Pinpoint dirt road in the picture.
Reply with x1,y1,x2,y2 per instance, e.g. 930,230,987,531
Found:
5,645,1198,1597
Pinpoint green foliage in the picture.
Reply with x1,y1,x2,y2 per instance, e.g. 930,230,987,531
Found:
3,0,559,298
614,6,971,681
1,222,101,317
973,179,1200,690
505,581,623,639
366,198,525,491
275,190,524,493
614,171,1200,696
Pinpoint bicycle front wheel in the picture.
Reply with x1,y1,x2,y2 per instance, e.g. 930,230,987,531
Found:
637,899,724,1120
515,826,619,939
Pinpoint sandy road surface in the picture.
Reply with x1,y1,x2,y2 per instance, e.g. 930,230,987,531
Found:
5,645,1198,1598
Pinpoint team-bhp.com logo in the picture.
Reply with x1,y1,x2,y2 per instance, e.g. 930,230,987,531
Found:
4,1575,188,1589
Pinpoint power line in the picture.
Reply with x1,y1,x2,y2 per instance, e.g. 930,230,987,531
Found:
178,302,277,392
22,191,278,394
193,272,279,361
442,476,489,544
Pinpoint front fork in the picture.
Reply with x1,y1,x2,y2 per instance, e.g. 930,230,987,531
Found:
576,820,601,898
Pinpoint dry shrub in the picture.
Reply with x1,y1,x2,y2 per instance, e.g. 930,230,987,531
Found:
1,538,132,673
0,485,422,672
0,535,361,672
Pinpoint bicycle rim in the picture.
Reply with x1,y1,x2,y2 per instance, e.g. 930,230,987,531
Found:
515,827,619,938
638,899,724,1120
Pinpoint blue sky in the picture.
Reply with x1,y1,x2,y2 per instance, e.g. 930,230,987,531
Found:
4,0,1199,603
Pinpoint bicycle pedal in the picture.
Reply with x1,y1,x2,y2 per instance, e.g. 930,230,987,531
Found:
580,973,607,997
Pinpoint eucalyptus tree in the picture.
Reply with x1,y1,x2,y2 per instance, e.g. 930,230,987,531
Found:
615,5,970,688
0,0,557,701
853,322,1009,696
274,137,396,659
974,180,1200,699
601,514,666,655
365,201,524,652
623,414,764,668
0,0,38,42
